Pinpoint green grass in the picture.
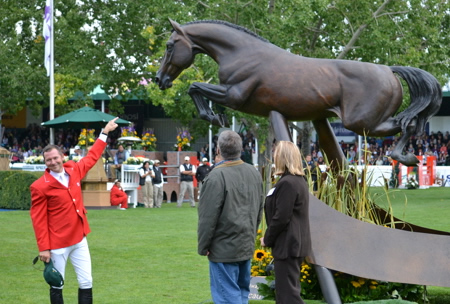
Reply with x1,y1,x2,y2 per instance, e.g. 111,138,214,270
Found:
370,187,450,232
1,188,449,303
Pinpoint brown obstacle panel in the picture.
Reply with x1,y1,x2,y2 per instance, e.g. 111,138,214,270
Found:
307,194,450,287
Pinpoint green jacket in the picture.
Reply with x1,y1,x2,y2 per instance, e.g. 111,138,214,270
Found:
198,160,263,263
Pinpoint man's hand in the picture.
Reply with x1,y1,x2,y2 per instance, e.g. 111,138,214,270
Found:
39,250,51,263
103,117,120,134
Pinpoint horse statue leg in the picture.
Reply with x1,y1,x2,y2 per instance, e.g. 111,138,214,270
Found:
269,111,292,141
188,82,230,127
312,119,347,172
389,121,419,166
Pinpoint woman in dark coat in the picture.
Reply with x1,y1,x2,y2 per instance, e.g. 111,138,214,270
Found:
261,141,312,304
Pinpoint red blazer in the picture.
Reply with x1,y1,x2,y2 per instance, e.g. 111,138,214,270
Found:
110,185,127,205
30,139,106,251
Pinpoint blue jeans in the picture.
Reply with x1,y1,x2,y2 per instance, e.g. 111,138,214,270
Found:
209,260,251,304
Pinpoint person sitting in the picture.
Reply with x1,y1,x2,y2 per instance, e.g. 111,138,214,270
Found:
69,145,83,160
108,144,129,181
110,180,128,210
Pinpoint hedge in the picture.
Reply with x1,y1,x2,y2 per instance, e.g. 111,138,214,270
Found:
0,171,42,210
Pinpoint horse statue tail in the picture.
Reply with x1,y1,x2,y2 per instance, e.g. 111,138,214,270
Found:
390,66,442,135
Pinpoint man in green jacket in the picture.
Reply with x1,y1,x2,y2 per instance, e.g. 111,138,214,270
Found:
198,130,263,304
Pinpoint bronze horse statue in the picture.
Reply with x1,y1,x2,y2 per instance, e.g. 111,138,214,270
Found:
156,19,442,168
156,20,449,302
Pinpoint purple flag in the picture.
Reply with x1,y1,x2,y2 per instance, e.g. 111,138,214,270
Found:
43,0,51,76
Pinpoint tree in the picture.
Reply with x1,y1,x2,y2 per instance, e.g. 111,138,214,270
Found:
1,1,448,153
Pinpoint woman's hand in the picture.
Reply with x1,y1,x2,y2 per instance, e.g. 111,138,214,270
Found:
260,237,266,247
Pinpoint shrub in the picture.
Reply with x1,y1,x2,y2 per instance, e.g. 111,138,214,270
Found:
0,171,41,210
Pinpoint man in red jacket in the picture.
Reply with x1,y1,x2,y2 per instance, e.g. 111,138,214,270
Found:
30,118,119,304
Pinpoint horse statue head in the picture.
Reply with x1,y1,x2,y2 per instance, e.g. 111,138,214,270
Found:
156,19,204,90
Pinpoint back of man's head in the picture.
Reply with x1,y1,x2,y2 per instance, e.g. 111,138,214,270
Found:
218,130,242,160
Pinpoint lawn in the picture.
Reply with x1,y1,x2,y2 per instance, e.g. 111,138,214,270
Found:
0,187,448,303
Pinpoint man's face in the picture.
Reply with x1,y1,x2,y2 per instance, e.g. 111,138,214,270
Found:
306,155,312,162
118,145,124,152
44,149,64,173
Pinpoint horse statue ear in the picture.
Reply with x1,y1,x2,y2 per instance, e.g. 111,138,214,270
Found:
169,18,186,37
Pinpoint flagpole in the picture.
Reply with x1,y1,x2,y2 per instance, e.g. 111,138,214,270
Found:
49,0,55,145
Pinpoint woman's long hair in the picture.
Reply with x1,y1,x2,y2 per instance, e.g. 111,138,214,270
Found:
141,161,150,170
273,141,304,176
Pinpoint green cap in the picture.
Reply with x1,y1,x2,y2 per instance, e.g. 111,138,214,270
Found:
43,260,64,287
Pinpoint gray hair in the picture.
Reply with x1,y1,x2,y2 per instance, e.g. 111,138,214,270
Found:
218,130,242,160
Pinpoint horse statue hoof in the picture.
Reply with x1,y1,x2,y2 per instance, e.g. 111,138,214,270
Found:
210,114,230,127
399,153,420,167
220,114,230,128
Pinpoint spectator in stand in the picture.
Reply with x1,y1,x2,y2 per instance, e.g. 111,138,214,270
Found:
110,180,128,210
375,156,384,166
70,145,83,160
303,154,318,191
195,157,211,199
317,156,325,165
441,143,448,155
348,146,356,163
152,160,164,208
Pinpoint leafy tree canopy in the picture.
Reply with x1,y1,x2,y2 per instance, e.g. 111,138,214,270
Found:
1,0,448,147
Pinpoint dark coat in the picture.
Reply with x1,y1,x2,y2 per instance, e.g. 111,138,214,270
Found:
264,173,311,259
195,164,211,182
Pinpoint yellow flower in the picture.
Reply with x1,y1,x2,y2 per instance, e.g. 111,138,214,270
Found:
371,281,378,285
370,285,377,290
351,281,361,288
253,249,267,261
257,229,262,234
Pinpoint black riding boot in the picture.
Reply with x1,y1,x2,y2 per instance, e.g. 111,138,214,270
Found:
78,288,93,304
50,288,64,304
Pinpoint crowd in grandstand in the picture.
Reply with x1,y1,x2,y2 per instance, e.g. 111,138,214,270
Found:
305,131,450,166
2,124,450,166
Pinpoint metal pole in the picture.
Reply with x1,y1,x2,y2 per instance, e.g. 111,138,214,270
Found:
49,0,55,144
314,265,342,304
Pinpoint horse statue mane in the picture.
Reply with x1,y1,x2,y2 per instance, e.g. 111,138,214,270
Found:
184,20,270,43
